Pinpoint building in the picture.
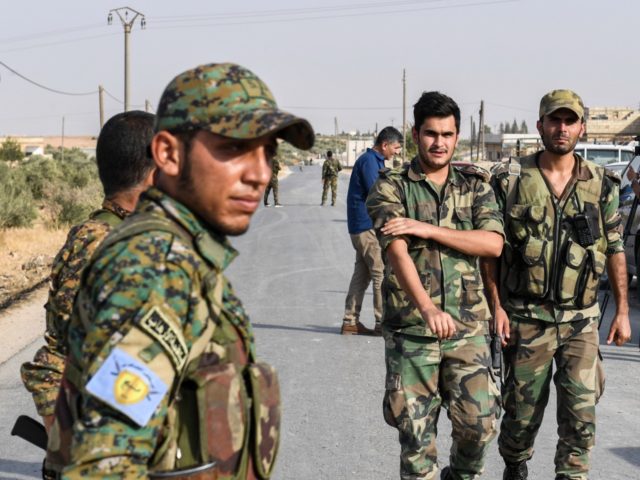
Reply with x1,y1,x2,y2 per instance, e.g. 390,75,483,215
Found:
482,133,543,162
0,135,97,159
583,107,640,143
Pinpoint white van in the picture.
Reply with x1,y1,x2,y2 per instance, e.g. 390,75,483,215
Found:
574,143,635,166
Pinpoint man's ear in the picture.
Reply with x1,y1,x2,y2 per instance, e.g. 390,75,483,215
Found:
151,131,182,178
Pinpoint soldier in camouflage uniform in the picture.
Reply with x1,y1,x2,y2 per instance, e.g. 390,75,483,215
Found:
20,111,156,433
366,92,504,480
321,150,342,206
482,90,631,480
263,156,282,207
45,63,314,480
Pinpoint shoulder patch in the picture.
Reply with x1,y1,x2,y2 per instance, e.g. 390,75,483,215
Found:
138,306,188,371
455,163,491,182
85,347,169,426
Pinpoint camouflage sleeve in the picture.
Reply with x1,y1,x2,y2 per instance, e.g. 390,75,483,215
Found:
20,220,110,417
472,178,504,237
366,175,407,251
602,175,623,255
63,233,206,478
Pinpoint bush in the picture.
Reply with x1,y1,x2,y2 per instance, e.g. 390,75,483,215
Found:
0,166,37,228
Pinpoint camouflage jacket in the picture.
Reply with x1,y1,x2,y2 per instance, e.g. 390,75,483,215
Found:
48,187,274,479
20,199,129,417
322,157,342,179
491,152,623,323
366,157,504,338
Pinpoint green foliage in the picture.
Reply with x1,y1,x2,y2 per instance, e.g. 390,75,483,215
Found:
0,149,101,230
0,164,37,228
0,137,24,162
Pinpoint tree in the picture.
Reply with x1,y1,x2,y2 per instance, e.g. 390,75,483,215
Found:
520,120,528,134
511,119,519,134
499,122,504,134
0,137,23,161
504,122,511,134
483,125,491,134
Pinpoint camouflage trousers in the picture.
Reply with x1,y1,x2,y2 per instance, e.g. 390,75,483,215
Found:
264,178,279,205
321,177,338,205
498,317,603,479
383,332,500,480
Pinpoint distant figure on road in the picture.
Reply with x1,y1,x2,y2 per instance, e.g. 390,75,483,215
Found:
367,91,503,479
483,89,631,480
20,110,156,434
341,126,402,336
321,150,342,206
45,62,314,479
264,155,282,207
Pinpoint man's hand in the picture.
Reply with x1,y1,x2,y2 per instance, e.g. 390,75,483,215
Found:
493,304,510,347
420,307,456,339
626,165,637,182
382,217,433,239
606,312,632,346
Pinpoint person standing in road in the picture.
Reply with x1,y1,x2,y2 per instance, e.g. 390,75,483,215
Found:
264,155,282,207
367,91,504,479
20,110,156,433
482,89,631,480
321,149,342,206
341,126,402,336
45,63,314,479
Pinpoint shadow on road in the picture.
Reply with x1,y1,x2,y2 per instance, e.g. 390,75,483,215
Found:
601,351,640,363
0,458,41,479
609,447,640,467
253,322,339,335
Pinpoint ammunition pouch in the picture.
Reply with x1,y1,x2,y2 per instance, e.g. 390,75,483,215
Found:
171,360,281,480
506,203,607,309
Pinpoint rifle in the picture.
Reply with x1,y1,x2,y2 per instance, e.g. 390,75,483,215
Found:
11,415,48,450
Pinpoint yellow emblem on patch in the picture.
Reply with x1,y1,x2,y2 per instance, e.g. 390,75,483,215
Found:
114,370,149,405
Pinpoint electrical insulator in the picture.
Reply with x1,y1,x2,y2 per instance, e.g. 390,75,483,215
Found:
141,17,146,29
107,12,113,25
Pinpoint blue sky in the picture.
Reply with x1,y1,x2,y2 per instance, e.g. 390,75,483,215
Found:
0,0,636,138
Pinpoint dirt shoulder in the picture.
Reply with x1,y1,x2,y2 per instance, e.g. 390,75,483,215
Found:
0,226,66,309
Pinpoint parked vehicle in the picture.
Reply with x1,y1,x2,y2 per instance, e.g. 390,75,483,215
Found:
574,143,635,166
615,154,640,292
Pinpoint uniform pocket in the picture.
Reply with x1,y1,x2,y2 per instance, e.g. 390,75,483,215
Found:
382,372,402,428
578,249,607,308
461,273,483,306
521,237,548,297
247,362,281,480
191,362,249,475
557,240,587,304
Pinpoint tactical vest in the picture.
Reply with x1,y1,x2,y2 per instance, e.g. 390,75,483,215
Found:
502,154,610,310
47,214,280,480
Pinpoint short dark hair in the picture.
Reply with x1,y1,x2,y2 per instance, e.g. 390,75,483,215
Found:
326,150,333,158
375,126,403,146
96,111,155,197
413,91,461,133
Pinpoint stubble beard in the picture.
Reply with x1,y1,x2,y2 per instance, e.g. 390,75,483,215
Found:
542,133,578,156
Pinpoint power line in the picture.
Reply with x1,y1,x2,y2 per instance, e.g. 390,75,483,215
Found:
0,0,521,53
148,0,520,30
0,61,97,96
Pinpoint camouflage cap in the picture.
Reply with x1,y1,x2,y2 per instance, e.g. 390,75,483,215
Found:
539,89,585,120
155,63,315,150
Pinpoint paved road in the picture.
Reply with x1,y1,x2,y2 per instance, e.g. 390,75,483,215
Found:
1,164,639,479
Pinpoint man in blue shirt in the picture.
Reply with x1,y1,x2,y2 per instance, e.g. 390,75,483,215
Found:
341,126,403,335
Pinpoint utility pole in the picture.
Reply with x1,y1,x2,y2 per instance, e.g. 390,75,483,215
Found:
108,7,146,112
402,68,407,164
60,116,65,163
470,116,474,161
99,85,105,129
478,100,485,162
334,117,339,155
